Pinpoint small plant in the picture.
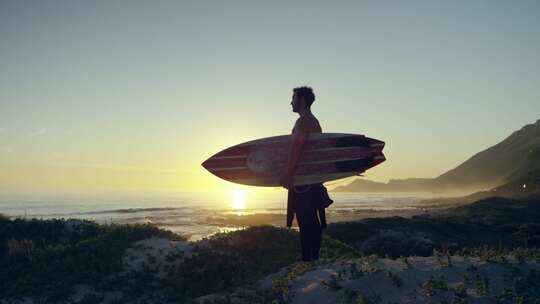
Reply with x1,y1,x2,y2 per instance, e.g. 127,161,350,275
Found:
271,276,291,304
360,256,380,274
364,254,378,264
6,238,35,260
269,261,316,303
399,256,414,270
451,298,468,304
421,274,448,297
474,274,489,296
356,291,382,304
433,247,452,268
364,265,379,273
510,247,540,264
432,248,448,267
322,274,343,291
386,270,403,288
495,287,514,304
453,282,467,299
337,268,348,281
349,262,364,279
475,245,509,264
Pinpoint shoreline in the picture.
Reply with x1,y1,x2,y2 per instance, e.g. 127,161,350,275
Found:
2,202,451,242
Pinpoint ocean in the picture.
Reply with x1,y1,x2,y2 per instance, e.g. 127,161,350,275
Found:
0,191,434,241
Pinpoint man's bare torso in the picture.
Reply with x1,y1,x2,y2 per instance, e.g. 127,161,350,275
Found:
292,113,322,134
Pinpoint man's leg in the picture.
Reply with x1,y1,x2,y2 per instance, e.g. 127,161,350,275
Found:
312,221,322,260
294,185,318,262
296,210,312,261
300,202,321,261
308,207,322,260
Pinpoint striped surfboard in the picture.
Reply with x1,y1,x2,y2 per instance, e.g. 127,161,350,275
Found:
201,133,385,187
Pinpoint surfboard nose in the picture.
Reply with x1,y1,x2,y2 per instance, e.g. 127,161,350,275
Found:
201,158,210,171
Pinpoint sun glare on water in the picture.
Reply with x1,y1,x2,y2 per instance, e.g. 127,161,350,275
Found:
232,188,246,210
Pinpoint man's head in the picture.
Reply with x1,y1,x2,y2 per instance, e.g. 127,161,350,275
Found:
291,86,315,113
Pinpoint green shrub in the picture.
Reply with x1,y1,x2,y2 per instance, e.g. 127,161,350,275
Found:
0,218,185,301
157,225,299,302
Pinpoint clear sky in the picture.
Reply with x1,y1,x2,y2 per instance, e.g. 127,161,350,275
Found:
1,1,539,194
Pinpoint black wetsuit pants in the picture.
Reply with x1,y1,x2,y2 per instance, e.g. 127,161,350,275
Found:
297,203,322,261
288,185,323,261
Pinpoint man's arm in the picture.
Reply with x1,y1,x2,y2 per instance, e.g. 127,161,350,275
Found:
284,129,307,177
279,118,309,188
279,127,307,189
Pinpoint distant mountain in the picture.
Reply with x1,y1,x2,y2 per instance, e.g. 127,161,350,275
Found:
417,169,540,208
330,178,434,192
434,118,540,190
333,119,540,193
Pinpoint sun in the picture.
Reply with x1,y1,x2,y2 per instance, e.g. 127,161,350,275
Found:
232,188,246,210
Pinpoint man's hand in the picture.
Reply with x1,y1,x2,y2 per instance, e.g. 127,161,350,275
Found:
280,129,306,190
278,173,293,189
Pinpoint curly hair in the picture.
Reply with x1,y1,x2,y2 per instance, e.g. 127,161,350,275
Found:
293,86,315,108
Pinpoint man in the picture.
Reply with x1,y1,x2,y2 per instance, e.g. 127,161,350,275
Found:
279,86,326,262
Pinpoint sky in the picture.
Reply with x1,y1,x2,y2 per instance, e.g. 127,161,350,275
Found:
1,1,539,194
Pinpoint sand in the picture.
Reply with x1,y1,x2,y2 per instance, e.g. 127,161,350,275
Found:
195,254,540,303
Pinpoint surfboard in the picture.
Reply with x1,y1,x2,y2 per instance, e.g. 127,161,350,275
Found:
201,133,385,187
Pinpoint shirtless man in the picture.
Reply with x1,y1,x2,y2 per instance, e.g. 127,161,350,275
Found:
279,86,325,261
278,86,322,188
